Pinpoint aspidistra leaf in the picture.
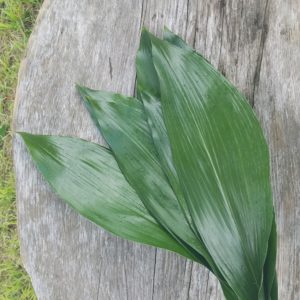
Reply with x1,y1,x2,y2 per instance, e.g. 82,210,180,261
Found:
138,29,277,300
136,29,193,229
77,86,217,269
19,133,197,260
162,29,277,300
145,31,274,300
263,215,277,300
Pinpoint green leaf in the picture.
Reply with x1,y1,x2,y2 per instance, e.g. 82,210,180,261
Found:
135,27,213,234
19,132,197,260
162,29,277,300
136,28,238,299
263,215,277,300
77,86,217,270
138,29,277,299
136,29,193,229
270,275,278,300
144,31,274,300
163,27,194,52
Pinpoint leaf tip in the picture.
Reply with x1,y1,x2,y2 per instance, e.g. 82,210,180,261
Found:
17,131,31,141
140,27,156,42
75,83,88,98
17,131,39,149
141,26,149,34
163,26,171,33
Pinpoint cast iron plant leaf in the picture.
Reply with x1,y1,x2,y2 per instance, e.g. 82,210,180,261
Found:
20,28,277,300
19,132,197,260
136,28,277,300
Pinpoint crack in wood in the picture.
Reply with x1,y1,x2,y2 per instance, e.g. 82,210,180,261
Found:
96,261,102,300
252,0,270,108
186,261,193,300
193,0,200,49
109,57,113,80
217,0,226,71
151,249,157,300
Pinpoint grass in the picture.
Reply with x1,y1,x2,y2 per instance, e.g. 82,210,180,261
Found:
0,0,42,299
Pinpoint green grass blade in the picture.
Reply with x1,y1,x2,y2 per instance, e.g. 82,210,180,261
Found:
147,32,274,300
19,133,196,260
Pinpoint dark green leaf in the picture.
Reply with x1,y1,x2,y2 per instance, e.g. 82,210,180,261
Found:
138,28,277,300
19,132,196,260
137,28,239,299
163,29,277,300
136,29,193,229
263,215,277,300
77,86,216,270
145,31,274,300
163,27,194,52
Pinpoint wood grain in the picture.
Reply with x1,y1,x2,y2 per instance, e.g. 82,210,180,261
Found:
13,0,299,299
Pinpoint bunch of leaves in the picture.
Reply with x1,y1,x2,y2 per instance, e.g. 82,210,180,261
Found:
20,28,277,300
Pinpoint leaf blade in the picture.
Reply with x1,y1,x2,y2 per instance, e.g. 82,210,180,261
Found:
136,29,238,299
162,29,277,300
19,132,196,260
77,86,215,269
136,30,193,227
148,32,274,300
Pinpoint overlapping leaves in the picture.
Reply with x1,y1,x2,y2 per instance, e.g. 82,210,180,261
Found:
20,29,277,300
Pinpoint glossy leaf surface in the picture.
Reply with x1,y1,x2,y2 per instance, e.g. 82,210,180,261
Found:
136,30,237,298
137,29,277,300
163,29,277,300
143,31,274,300
136,29,192,228
77,86,215,269
20,133,196,260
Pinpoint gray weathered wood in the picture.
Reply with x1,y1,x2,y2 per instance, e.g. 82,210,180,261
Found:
13,0,299,299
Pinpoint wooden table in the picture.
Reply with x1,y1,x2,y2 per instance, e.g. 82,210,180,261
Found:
13,0,300,299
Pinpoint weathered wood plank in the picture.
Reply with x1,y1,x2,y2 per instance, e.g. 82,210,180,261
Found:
13,0,299,299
